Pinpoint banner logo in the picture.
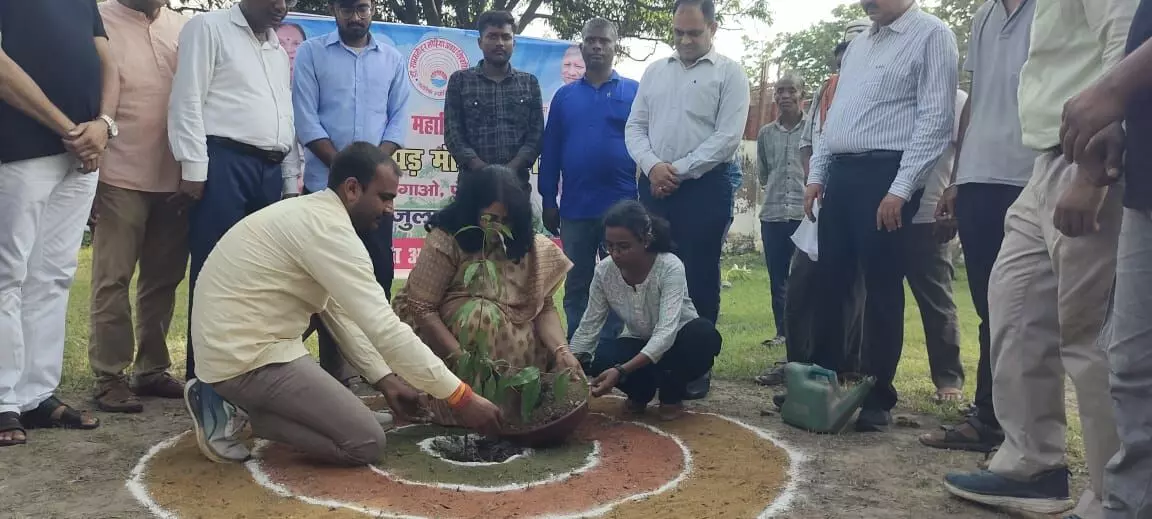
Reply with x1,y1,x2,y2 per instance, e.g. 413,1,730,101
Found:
408,38,470,100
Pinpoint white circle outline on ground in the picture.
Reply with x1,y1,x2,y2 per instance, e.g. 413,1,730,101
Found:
416,435,534,467
367,423,602,492
125,407,805,518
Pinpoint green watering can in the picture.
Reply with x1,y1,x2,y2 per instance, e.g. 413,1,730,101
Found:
780,363,875,434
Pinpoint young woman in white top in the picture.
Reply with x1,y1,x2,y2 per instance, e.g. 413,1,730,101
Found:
570,201,722,421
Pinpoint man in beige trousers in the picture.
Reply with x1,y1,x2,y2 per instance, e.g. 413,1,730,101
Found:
943,1,1136,518
88,0,189,413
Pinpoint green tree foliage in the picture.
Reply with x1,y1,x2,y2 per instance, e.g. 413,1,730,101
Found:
767,0,981,94
768,3,861,92
172,0,772,60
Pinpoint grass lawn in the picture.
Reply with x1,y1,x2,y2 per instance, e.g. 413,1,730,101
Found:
57,246,1080,454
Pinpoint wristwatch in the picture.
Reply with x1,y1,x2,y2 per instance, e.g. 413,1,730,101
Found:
612,364,630,383
98,114,119,139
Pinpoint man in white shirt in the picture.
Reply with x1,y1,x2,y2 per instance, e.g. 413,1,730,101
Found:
183,142,502,464
803,0,958,432
624,0,750,398
168,0,302,380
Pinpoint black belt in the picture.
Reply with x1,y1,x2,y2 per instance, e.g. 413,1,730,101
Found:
831,150,903,161
207,136,286,165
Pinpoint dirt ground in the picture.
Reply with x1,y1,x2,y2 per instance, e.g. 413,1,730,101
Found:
0,381,1081,519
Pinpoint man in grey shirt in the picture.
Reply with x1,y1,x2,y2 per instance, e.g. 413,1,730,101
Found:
924,0,1037,454
625,0,750,398
756,74,806,348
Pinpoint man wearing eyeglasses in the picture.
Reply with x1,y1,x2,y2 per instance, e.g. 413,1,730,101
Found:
292,0,410,396
168,0,302,383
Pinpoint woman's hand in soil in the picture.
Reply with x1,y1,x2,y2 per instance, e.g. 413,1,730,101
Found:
590,369,621,397
555,350,584,377
457,394,504,436
377,374,429,422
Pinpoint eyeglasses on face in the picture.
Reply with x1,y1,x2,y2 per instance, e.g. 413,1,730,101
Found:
337,5,373,18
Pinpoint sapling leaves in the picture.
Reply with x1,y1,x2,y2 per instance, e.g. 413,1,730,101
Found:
464,261,481,288
553,369,571,404
520,376,541,423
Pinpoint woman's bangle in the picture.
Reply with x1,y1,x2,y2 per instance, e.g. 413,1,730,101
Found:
551,344,570,355
447,383,473,409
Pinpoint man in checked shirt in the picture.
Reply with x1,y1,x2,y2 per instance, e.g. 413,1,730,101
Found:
444,10,544,193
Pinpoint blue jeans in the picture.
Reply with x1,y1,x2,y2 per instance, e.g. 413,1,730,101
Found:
185,140,283,379
760,220,801,338
560,218,622,347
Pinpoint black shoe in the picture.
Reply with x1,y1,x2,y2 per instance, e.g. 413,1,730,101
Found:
684,371,711,400
854,408,891,433
772,393,786,409
943,467,1073,515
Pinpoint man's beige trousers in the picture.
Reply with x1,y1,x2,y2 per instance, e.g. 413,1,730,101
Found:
988,151,1122,519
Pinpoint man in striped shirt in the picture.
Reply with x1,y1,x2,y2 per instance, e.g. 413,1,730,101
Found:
802,0,958,432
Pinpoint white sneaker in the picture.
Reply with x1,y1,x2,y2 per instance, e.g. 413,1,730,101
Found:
183,379,250,463
224,401,250,439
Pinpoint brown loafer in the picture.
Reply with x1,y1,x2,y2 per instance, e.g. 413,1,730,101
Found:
93,378,143,413
131,372,185,399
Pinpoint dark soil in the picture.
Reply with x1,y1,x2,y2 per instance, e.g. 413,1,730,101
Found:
429,434,526,463
502,371,588,432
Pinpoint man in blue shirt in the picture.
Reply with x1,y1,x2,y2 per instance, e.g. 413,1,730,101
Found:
539,18,637,345
292,0,411,395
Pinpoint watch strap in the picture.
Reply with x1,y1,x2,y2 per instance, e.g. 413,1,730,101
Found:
612,364,629,383
99,114,118,138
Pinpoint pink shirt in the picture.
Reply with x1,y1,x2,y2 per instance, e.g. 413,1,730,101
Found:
98,2,186,193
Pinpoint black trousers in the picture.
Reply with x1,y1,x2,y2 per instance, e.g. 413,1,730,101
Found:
639,165,733,325
785,251,864,371
812,151,921,412
304,188,395,382
761,220,801,338
956,182,1023,427
589,318,722,404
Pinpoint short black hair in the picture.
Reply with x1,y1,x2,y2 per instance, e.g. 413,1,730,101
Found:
673,0,716,23
476,10,516,34
833,41,850,56
327,142,397,191
328,0,367,6
277,22,306,40
602,200,675,253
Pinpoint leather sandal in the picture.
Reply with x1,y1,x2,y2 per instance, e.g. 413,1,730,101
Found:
0,411,26,446
20,396,100,430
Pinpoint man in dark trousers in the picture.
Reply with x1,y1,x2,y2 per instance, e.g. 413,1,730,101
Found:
804,0,958,432
625,0,750,398
444,9,544,193
168,0,302,380
920,0,1037,453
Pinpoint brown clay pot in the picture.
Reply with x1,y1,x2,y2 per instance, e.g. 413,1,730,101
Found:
499,398,589,448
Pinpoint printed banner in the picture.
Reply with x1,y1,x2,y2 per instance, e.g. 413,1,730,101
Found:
281,14,579,271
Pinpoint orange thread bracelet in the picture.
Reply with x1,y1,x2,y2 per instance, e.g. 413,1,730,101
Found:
447,383,473,409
